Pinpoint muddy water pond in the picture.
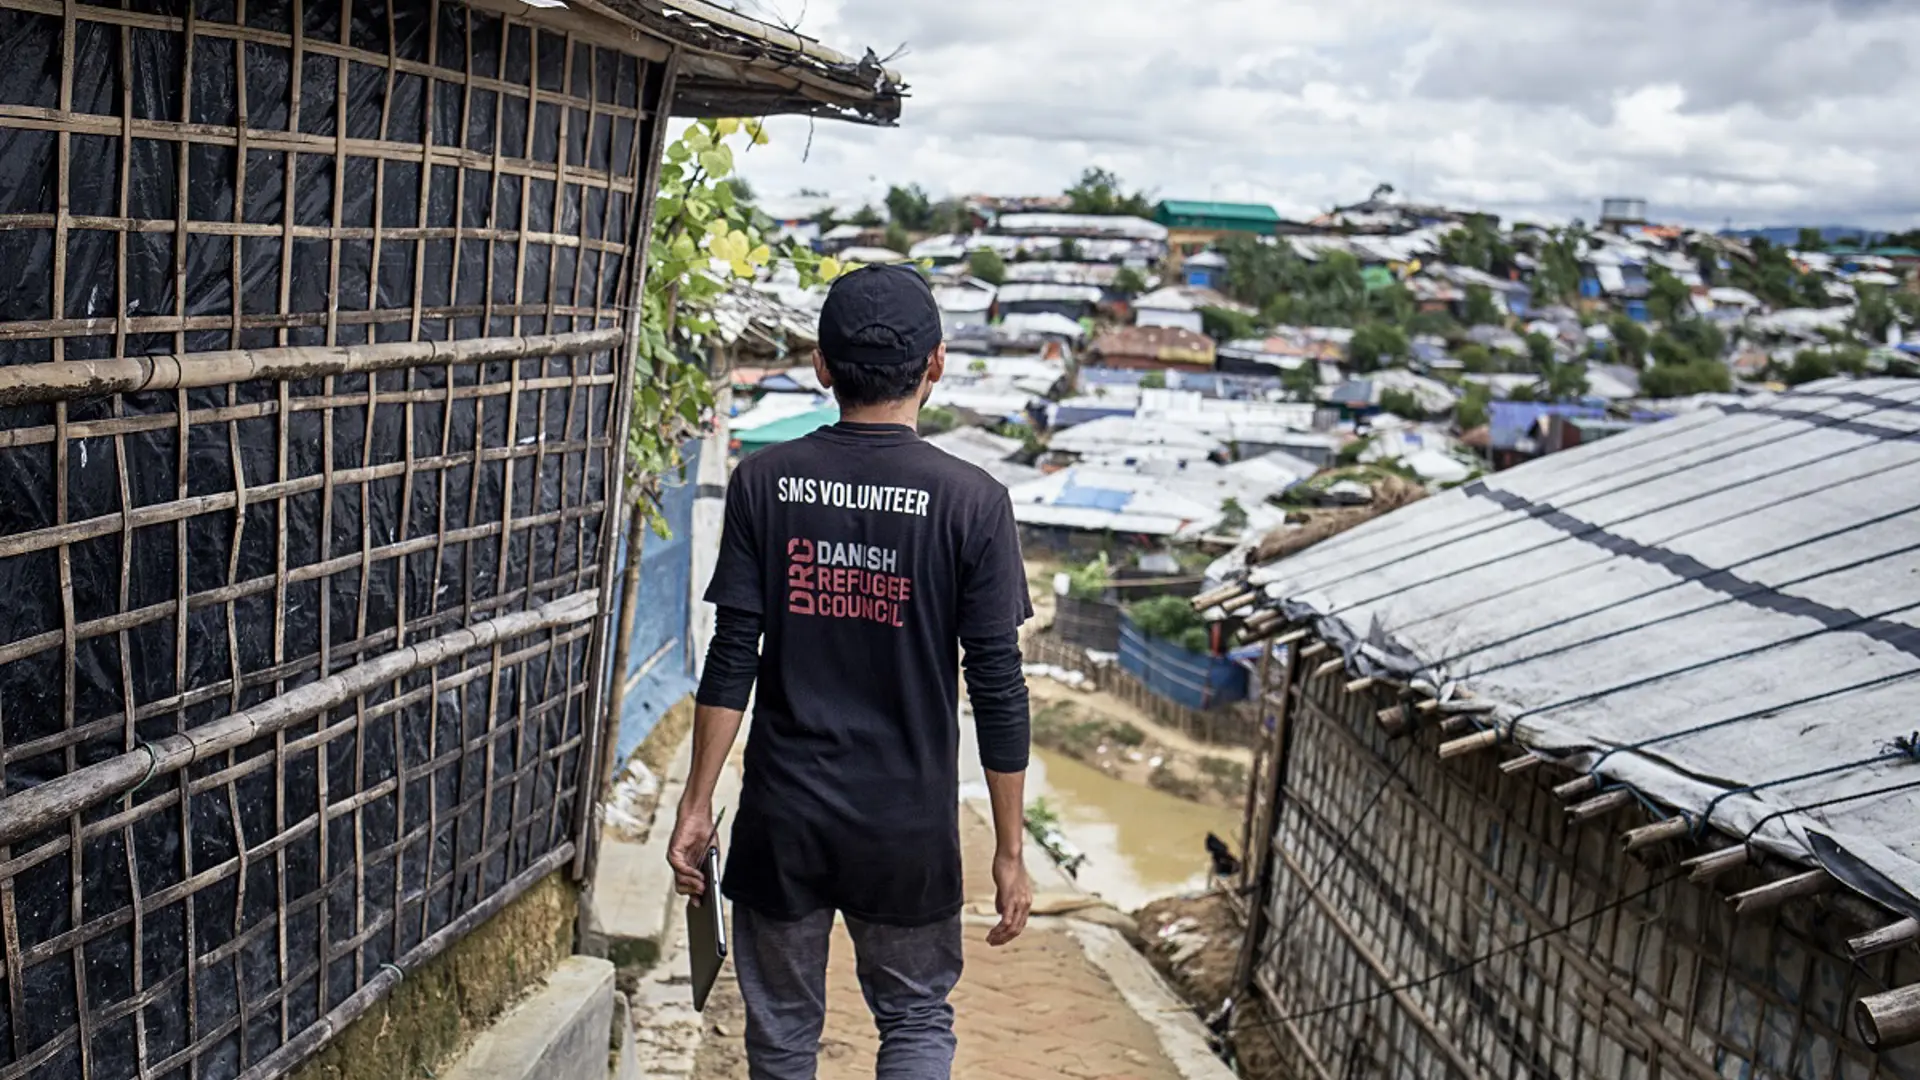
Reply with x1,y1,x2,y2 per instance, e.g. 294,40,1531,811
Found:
1027,747,1239,912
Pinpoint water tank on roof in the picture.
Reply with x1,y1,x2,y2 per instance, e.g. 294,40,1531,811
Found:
1600,197,1648,225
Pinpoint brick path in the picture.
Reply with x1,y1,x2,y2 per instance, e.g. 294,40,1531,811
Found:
688,810,1190,1080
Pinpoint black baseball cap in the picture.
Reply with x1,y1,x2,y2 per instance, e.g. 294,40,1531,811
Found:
818,263,942,368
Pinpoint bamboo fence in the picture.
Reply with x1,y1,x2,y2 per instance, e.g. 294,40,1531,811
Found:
0,0,666,1076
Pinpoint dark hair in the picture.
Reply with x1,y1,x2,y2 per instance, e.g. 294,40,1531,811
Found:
822,349,931,407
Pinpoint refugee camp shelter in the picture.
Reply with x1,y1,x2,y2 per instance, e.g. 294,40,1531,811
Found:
1208,379,1920,1079
0,3,898,1078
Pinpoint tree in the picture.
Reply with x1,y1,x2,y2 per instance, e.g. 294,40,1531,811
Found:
1647,266,1691,325
632,118,839,535
1853,286,1898,343
1064,167,1152,216
725,177,756,205
927,199,967,235
1218,497,1249,532
1464,285,1502,326
1112,266,1148,296
1608,314,1650,367
1733,237,1828,310
1653,318,1727,366
1379,387,1424,418
1058,237,1082,261
884,184,935,232
883,222,911,255
1438,214,1515,274
1525,331,1556,369
1640,360,1731,398
917,405,960,435
1778,346,1869,386
967,248,1007,286
1797,227,1826,252
1200,306,1260,342
1139,371,1168,388
1453,342,1496,374
1455,381,1492,431
1534,226,1587,304
850,204,884,227
1348,322,1409,372
1407,309,1460,337
1540,361,1590,402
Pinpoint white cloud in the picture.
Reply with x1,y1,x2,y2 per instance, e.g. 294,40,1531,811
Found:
720,0,1920,229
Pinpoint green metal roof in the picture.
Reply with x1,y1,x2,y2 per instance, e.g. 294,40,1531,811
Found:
733,406,839,452
1867,246,1920,258
1154,200,1282,223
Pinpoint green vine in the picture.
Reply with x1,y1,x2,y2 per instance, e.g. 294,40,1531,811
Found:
627,117,846,535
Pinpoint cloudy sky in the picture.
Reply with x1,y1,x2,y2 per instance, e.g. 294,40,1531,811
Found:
716,0,1919,231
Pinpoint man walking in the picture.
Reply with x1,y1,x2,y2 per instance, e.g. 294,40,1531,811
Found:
667,264,1034,1079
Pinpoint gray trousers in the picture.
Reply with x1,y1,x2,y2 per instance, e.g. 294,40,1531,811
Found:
731,905,964,1080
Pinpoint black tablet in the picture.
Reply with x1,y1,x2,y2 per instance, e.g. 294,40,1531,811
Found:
686,844,727,1011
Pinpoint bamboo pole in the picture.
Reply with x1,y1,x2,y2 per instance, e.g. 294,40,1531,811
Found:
1311,656,1345,679
1437,729,1499,759
1298,640,1328,660
1622,817,1691,852
1566,788,1635,824
594,499,650,789
1848,918,1920,960
0,329,623,407
1274,629,1308,646
1683,845,1752,882
1499,753,1543,774
0,591,598,849
1193,583,1248,610
1554,774,1599,799
1855,984,1920,1051
1343,676,1376,694
1728,869,1832,915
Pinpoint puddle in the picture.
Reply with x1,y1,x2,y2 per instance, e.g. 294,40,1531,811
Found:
1027,747,1239,912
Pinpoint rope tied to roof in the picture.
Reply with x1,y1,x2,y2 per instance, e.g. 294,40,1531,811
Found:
1689,745,1920,842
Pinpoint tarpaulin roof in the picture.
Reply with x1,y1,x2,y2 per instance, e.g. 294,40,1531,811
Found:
1239,378,1920,922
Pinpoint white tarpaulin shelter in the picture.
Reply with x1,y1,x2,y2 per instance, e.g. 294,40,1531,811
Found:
1234,378,1920,923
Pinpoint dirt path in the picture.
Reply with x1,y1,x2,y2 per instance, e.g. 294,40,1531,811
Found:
689,809,1204,1080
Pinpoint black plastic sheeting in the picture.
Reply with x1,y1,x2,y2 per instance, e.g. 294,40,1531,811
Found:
0,2,653,1077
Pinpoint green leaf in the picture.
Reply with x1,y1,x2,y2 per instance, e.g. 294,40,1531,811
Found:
665,141,690,163
698,145,733,179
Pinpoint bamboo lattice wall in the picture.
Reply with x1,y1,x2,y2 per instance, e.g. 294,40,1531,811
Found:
1243,660,1920,1080
0,0,666,1076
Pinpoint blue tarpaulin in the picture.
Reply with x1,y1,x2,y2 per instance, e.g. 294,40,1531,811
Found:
1488,401,1607,451
609,441,702,771
1117,615,1249,710
1055,481,1132,511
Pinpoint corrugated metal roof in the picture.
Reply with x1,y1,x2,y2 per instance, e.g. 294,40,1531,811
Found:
1232,378,1920,923
1156,200,1282,222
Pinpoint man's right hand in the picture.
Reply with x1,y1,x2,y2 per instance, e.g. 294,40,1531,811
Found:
667,801,716,897
987,851,1032,946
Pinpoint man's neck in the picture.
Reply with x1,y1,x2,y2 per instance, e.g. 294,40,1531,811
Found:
836,399,922,430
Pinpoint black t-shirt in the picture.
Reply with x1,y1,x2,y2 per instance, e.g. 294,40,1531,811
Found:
705,420,1033,925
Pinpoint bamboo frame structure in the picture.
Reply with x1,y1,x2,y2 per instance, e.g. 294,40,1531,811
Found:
1237,645,1920,1079
0,1,668,1076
